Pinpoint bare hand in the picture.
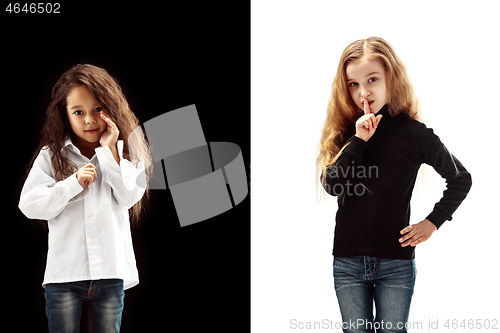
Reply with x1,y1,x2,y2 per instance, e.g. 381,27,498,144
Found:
399,219,437,247
355,98,383,141
76,163,97,188
99,111,120,148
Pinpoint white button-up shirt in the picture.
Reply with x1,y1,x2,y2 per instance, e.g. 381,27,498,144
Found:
19,138,146,290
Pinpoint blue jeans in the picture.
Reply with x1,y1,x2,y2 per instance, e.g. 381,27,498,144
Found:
333,257,416,333
44,279,124,333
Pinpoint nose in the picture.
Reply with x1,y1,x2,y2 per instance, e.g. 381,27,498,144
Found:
360,86,371,99
85,114,97,124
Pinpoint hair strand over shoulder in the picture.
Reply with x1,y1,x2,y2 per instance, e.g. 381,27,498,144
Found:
22,64,153,229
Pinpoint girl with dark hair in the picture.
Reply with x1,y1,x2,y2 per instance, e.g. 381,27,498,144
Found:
19,64,152,332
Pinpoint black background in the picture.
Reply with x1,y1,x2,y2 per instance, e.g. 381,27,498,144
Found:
2,2,250,332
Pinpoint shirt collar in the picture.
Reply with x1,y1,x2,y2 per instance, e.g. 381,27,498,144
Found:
63,136,84,156
376,104,390,117
64,136,73,148
374,104,392,125
357,104,390,122
357,104,389,117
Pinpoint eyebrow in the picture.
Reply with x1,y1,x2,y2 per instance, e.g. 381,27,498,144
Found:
69,103,101,110
346,72,381,82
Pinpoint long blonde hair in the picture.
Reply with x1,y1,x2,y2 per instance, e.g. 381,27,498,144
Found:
316,37,423,199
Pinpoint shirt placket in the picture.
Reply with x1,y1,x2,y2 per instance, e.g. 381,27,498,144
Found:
84,165,104,279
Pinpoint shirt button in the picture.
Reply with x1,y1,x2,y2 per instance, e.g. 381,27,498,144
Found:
88,213,94,219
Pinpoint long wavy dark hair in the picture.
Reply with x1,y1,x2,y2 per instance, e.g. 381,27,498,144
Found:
23,64,152,228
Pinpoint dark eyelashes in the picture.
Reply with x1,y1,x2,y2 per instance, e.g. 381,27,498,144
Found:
73,107,103,115
348,77,378,87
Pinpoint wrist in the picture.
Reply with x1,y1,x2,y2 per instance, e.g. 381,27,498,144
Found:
103,141,117,153
106,143,120,165
423,219,438,231
355,133,368,142
108,143,117,152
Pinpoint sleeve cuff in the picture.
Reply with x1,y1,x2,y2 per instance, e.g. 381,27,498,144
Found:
95,145,121,172
65,172,85,199
425,210,450,229
46,172,84,214
347,136,368,157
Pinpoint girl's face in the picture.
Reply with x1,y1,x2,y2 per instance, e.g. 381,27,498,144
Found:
346,57,388,114
66,85,107,148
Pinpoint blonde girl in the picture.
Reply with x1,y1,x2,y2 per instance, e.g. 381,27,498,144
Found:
317,37,471,332
19,64,152,333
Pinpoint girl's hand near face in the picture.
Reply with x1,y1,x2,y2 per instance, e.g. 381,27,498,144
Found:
99,111,121,165
77,163,97,188
355,99,383,142
99,112,120,148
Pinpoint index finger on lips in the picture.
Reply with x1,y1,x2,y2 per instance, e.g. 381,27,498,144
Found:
363,98,372,115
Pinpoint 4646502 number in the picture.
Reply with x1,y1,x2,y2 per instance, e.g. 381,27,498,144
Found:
6,3,60,13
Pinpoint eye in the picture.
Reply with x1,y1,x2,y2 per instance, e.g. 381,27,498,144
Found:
368,77,378,83
74,110,83,115
94,107,103,112
348,82,358,87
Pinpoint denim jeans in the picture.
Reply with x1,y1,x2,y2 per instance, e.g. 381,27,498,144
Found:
44,279,124,333
333,256,416,333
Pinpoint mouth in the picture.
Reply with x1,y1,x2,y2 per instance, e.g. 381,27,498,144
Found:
362,99,375,109
84,128,100,134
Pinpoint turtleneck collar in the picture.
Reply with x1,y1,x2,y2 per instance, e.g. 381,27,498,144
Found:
375,104,390,117
357,104,390,121
374,104,393,124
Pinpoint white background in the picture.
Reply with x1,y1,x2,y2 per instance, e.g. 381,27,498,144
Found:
251,0,499,331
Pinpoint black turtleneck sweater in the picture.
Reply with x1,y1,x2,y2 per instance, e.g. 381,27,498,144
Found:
323,105,472,259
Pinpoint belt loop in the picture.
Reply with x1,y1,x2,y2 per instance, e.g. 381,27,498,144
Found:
363,256,366,276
